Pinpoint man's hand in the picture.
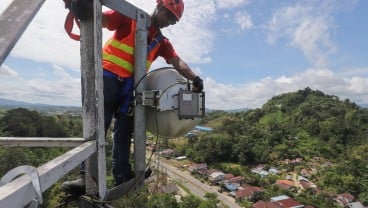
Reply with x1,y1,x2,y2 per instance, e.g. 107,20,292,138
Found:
192,76,203,93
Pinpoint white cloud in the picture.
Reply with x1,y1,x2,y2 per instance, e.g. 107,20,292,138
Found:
0,64,18,77
0,64,81,105
1,0,367,110
235,11,253,31
1,0,215,69
339,67,368,77
1,0,81,70
266,1,337,68
215,0,250,9
204,68,368,110
160,0,215,64
0,0,215,106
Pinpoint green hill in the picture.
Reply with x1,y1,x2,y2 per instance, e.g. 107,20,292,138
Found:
193,87,368,164
186,88,368,204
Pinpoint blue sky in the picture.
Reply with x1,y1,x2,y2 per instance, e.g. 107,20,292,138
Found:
0,0,367,110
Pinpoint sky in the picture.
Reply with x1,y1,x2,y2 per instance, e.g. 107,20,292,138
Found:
0,0,367,110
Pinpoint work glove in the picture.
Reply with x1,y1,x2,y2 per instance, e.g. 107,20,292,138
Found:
64,0,93,21
192,76,204,93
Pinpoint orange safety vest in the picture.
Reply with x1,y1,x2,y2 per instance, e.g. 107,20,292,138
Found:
102,21,163,78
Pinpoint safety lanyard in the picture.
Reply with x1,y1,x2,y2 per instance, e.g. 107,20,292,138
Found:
64,12,165,49
64,11,81,41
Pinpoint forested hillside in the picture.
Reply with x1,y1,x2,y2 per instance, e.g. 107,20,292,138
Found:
0,108,84,207
1,87,367,207
0,108,219,207
187,87,368,204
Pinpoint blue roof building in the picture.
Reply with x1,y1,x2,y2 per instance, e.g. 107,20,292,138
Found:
224,183,238,192
195,126,213,131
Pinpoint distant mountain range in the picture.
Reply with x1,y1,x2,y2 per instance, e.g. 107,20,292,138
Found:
0,98,33,106
205,108,250,113
0,98,366,112
361,104,368,108
0,98,81,112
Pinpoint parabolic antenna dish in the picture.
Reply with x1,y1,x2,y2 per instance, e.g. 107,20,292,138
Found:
145,68,201,138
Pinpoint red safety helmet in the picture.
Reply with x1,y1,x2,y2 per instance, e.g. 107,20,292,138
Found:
157,0,184,21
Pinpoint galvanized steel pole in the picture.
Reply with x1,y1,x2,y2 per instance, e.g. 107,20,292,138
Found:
80,0,106,199
134,9,149,187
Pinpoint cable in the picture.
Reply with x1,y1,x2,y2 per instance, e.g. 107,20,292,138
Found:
62,69,187,206
133,66,176,91
157,81,188,100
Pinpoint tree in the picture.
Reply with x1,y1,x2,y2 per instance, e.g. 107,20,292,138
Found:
0,108,68,137
179,195,201,208
198,192,218,208
0,108,41,136
147,193,178,208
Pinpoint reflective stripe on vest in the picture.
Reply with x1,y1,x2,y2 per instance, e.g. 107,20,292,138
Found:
102,21,163,77
106,38,134,55
102,52,134,74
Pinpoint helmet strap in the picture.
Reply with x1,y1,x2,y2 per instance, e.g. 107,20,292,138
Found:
151,7,163,28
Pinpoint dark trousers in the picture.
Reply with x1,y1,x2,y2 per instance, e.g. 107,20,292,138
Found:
81,71,134,183
103,74,134,182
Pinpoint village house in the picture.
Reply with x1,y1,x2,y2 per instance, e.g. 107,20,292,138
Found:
175,156,187,160
195,168,208,176
188,163,207,173
253,198,309,208
229,176,245,184
271,195,304,208
284,158,303,165
300,168,313,178
299,180,311,189
276,180,297,190
274,198,304,208
285,175,293,180
251,165,280,177
224,183,238,192
348,202,365,208
160,149,176,157
252,200,279,208
334,193,355,207
209,171,226,183
162,183,179,194
207,169,221,175
222,175,244,192
224,173,234,180
269,167,280,175
251,164,265,174
233,185,264,201
298,176,308,182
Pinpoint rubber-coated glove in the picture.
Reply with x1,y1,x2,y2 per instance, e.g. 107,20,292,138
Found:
192,76,204,93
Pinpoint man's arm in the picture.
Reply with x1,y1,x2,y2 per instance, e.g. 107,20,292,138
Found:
101,10,129,29
168,56,203,92
168,56,197,80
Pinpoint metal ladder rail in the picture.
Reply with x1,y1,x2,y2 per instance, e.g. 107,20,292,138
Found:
0,0,151,206
81,0,150,200
0,141,96,207
0,137,87,147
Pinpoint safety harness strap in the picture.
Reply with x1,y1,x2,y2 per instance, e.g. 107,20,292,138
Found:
147,30,164,54
64,11,81,41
